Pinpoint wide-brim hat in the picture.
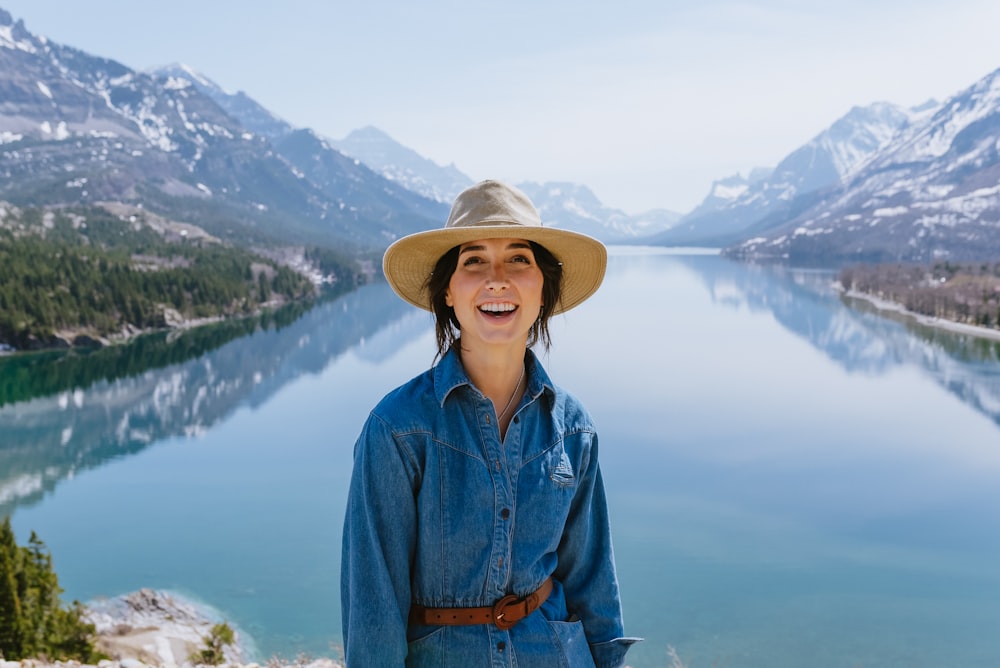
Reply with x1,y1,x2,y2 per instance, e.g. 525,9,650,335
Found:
383,179,607,314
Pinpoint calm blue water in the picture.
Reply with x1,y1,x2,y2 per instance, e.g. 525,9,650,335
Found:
3,247,1000,667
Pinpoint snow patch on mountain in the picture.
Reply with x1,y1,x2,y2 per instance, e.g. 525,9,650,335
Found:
0,19,37,54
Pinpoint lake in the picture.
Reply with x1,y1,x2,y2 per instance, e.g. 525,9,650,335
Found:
3,247,1000,668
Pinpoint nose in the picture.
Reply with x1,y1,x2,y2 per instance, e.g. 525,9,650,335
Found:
486,262,509,292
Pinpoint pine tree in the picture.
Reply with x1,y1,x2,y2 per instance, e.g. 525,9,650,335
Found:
0,518,99,662
0,517,25,659
21,531,58,657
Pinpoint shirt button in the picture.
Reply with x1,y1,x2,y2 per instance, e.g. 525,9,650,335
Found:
513,416,519,423
501,508,510,520
497,641,506,653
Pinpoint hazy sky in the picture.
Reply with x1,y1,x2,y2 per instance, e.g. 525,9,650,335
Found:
4,1,1000,214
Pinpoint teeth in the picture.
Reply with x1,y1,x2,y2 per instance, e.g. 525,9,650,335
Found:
479,303,516,313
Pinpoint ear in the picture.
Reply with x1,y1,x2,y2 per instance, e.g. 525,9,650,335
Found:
445,288,453,307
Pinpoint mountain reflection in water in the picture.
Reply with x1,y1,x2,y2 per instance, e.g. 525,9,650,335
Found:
672,255,1000,428
0,283,412,517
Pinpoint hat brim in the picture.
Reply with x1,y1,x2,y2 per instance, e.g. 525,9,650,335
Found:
383,224,607,315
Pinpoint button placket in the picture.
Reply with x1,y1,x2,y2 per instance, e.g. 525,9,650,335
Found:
487,625,512,668
480,395,514,598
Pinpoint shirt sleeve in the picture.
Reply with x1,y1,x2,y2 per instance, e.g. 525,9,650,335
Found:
553,431,642,668
341,412,418,667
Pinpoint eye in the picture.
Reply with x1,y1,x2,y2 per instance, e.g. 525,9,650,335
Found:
462,256,485,266
510,254,532,264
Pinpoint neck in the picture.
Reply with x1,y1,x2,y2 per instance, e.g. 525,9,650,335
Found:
458,341,527,410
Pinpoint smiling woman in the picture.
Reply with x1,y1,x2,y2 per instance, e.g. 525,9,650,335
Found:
340,180,640,667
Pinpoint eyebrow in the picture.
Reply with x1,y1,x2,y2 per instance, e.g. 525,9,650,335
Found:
458,241,532,255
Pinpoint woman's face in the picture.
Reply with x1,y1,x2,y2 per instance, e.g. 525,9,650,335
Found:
445,238,544,351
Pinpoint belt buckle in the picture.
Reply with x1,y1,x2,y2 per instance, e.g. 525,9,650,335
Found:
492,593,521,630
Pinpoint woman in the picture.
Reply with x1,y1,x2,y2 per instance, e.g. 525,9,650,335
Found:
341,180,639,667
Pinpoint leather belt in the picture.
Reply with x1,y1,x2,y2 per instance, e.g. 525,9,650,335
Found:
410,577,553,631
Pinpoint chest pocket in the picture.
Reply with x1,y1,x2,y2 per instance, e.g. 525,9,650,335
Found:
549,447,576,488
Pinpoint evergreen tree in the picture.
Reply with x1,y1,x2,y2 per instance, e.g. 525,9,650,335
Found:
21,531,58,657
0,517,99,662
0,518,25,659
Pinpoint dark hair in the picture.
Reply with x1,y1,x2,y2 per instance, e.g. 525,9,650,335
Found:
425,241,563,360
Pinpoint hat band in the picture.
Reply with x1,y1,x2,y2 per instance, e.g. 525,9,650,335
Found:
459,218,528,227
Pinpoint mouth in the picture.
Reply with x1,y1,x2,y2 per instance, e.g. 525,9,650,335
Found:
478,302,518,318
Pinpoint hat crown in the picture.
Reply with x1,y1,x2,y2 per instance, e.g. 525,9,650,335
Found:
446,180,541,230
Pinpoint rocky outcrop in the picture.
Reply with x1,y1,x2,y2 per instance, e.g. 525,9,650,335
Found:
83,589,243,667
0,589,344,668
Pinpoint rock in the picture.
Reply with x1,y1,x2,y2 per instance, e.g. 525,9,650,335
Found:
4,589,345,668
158,308,186,329
72,334,106,348
83,589,244,667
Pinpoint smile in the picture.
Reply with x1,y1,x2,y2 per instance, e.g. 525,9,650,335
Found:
478,302,518,317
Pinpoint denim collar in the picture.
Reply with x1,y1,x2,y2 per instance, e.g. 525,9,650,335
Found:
433,343,555,408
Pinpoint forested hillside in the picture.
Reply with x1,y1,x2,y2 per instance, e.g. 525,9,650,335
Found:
0,203,355,351
839,262,1000,331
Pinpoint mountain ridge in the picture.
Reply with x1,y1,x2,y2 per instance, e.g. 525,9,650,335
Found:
5,7,999,263
1,10,445,253
654,100,934,248
728,66,1000,262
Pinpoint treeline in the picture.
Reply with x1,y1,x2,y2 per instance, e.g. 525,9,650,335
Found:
839,261,1000,330
0,294,335,408
0,206,330,350
0,517,101,662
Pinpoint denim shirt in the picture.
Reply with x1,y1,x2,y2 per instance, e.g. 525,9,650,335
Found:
341,346,640,667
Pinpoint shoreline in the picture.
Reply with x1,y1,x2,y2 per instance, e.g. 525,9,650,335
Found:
841,288,1000,342
0,295,311,357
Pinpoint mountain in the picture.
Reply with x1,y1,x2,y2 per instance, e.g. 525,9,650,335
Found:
0,10,442,253
150,63,294,140
273,128,449,235
331,127,683,242
165,62,683,244
515,181,681,242
682,167,773,221
334,125,474,204
149,66,450,243
657,102,930,247
729,67,1000,262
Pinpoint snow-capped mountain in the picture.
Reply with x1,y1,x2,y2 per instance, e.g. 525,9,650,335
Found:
683,168,773,222
1,7,659,251
730,67,1000,262
273,127,449,228
0,9,441,250
334,125,474,204
515,181,680,242
150,63,294,140
0,11,232,153
332,127,682,242
149,65,449,237
658,102,929,246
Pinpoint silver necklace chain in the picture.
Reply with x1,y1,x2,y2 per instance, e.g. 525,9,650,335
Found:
497,364,525,422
